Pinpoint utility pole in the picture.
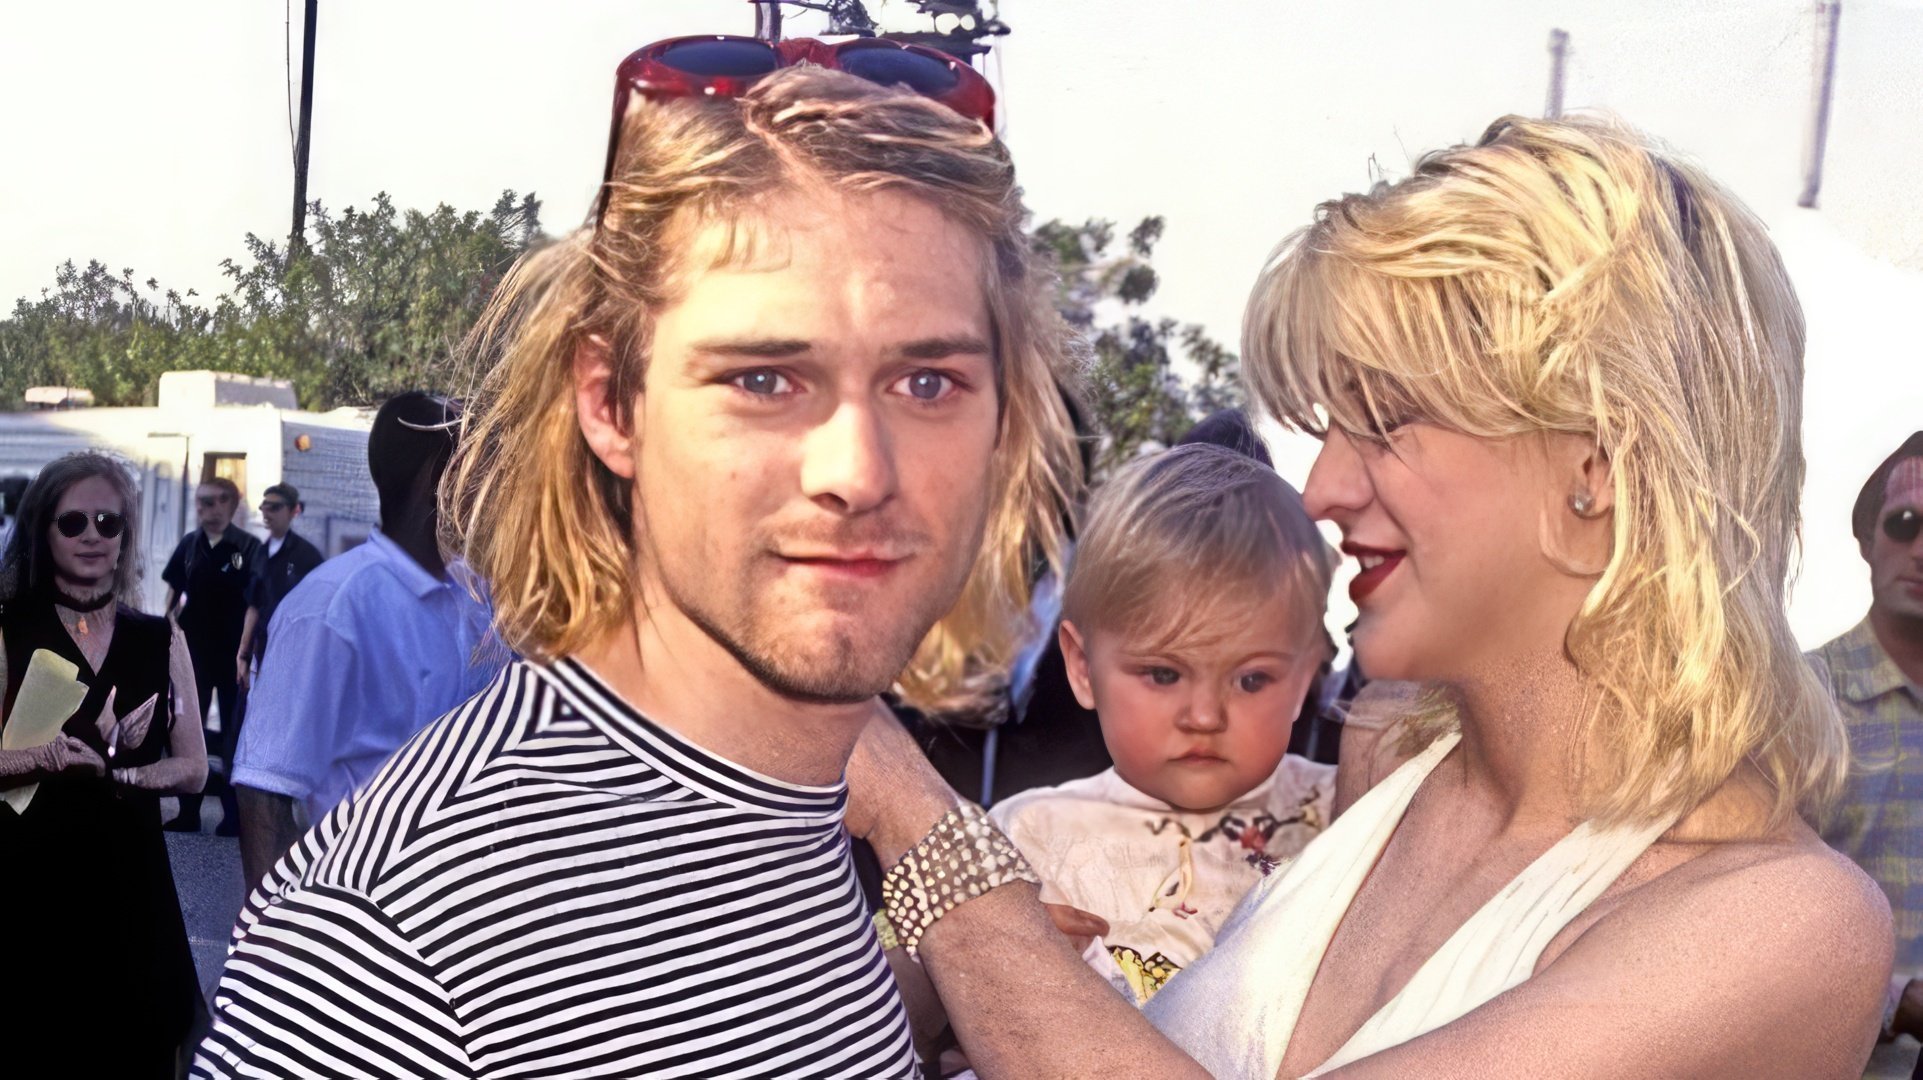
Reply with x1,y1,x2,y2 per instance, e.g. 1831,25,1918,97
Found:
290,0,318,254
755,0,782,41
1799,1,1843,209
1545,29,1569,119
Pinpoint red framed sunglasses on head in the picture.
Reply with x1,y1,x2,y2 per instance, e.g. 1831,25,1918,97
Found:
595,34,997,224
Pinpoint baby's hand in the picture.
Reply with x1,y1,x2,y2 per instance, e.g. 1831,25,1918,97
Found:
1044,903,1109,954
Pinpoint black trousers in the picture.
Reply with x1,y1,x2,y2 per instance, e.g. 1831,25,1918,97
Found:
174,642,243,826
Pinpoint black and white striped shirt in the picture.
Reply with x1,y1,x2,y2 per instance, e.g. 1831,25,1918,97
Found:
194,659,918,1079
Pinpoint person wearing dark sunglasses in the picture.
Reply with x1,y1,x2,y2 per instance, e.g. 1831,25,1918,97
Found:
1814,430,1923,1078
0,451,208,1076
194,49,1081,1080
232,483,324,697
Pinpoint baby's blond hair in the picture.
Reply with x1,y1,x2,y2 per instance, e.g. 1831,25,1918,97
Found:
1064,444,1333,660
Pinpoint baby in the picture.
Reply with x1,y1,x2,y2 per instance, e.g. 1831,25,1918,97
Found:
990,442,1337,1005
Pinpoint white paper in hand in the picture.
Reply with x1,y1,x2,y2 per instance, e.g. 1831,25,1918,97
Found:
1,650,90,814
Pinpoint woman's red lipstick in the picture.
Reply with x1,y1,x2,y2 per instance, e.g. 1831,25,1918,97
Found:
1344,542,1406,605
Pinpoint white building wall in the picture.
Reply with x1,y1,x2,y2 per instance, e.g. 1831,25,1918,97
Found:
0,398,377,614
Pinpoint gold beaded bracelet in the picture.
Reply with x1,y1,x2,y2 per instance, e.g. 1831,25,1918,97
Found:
879,801,1038,960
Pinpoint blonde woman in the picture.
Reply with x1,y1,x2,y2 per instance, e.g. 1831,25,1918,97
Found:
849,116,1890,1078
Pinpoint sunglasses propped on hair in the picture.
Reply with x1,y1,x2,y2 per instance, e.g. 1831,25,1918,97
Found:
594,34,997,226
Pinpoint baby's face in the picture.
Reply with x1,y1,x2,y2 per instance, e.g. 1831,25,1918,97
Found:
1062,596,1322,813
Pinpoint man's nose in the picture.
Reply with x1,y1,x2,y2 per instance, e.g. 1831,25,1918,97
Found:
800,399,898,515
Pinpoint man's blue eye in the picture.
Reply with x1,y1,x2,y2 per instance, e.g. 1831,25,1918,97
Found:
1239,672,1275,693
906,372,948,401
1147,668,1179,686
734,370,789,395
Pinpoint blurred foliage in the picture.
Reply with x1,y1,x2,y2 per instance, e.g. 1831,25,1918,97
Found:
1,194,1234,471
0,191,542,411
1034,215,1243,477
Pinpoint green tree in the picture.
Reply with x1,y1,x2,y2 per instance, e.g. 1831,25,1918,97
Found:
0,190,543,411
1033,215,1242,476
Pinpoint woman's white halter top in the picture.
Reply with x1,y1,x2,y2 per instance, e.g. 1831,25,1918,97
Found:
1142,730,1676,1079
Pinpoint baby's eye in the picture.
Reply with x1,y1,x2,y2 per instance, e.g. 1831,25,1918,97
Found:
1143,667,1180,687
1238,672,1276,694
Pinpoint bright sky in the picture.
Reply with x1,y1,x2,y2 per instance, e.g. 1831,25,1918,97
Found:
2,0,1919,648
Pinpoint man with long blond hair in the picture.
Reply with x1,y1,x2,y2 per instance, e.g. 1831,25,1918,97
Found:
193,39,1078,1079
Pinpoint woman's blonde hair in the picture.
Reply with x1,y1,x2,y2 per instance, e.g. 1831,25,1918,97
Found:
1245,114,1844,827
442,67,1082,715
1064,444,1333,659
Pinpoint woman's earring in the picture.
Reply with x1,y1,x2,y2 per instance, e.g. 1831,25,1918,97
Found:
1570,493,1595,517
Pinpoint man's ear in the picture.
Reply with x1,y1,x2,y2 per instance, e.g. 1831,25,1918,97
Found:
1059,620,1097,711
574,334,637,480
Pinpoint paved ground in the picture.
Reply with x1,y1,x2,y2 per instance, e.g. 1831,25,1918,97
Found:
160,795,248,1000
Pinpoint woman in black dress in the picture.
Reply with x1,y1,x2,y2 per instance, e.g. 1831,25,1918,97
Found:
0,451,208,1076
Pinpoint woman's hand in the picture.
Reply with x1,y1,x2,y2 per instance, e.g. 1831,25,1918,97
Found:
34,734,105,778
844,704,961,863
106,693,160,761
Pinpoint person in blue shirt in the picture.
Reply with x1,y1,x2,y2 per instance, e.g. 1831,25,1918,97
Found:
231,392,505,890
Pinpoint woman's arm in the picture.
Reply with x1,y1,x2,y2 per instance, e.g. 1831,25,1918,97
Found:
849,712,1209,1080
113,624,206,794
0,736,106,788
1,628,107,788
1323,843,1891,1080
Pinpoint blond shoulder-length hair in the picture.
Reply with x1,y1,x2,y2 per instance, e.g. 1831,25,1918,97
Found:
442,66,1082,716
1245,114,1844,828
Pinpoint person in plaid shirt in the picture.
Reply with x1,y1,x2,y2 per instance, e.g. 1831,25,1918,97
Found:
1815,431,1923,1080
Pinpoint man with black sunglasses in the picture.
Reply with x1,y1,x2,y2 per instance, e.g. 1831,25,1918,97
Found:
1814,430,1923,1080
233,483,324,694
161,475,261,835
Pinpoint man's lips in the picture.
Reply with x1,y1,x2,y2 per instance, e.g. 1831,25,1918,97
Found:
777,552,909,580
1343,541,1406,605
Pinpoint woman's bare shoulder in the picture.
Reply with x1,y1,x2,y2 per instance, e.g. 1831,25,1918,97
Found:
1580,820,1887,1039
1655,825,1887,934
